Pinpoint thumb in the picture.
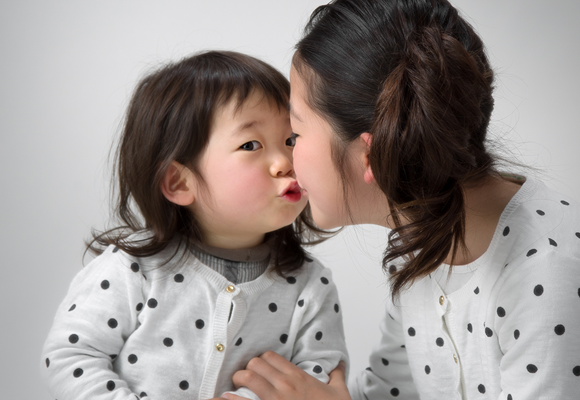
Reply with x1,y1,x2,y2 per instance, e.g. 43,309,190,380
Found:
328,361,347,390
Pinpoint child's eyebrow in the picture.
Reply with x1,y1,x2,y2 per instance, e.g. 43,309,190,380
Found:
233,120,261,135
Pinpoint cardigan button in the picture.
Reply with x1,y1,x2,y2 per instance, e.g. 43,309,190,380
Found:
216,343,225,352
439,296,445,305
226,285,235,293
453,354,458,364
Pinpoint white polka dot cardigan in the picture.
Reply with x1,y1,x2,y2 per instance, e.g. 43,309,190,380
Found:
350,177,580,399
41,244,348,399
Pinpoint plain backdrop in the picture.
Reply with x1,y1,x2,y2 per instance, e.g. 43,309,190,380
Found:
1,1,579,399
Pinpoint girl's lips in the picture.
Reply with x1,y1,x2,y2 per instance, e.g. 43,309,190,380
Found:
280,182,303,203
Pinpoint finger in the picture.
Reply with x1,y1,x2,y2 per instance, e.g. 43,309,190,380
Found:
244,353,290,385
328,361,347,390
260,350,304,375
221,394,250,400
232,368,276,397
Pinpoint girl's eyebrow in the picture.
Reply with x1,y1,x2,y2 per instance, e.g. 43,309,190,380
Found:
233,120,261,135
289,102,303,122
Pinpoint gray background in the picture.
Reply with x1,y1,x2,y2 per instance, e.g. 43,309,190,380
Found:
1,1,579,399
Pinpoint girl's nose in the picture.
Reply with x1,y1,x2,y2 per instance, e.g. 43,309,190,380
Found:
270,151,294,177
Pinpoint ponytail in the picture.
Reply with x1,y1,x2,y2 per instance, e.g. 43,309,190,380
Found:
295,0,496,297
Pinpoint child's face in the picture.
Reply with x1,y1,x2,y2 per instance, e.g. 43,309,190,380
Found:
189,91,307,249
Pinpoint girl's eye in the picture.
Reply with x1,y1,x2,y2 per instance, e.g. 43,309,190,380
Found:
286,133,298,147
240,141,262,151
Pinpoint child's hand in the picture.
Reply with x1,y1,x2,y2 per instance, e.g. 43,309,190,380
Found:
229,351,350,400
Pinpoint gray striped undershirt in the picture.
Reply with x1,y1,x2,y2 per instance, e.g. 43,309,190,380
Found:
189,240,272,284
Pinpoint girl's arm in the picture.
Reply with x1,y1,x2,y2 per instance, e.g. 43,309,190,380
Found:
41,247,144,399
225,352,350,400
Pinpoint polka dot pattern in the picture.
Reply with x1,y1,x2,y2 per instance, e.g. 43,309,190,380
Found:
195,319,204,329
174,274,184,283
280,334,288,344
436,337,444,347
381,358,389,366
268,303,278,312
179,381,189,390
320,277,329,285
163,338,173,347
108,318,118,329
131,263,140,272
128,354,138,364
315,331,323,341
235,337,243,346
101,280,110,290
286,277,296,284
107,380,115,391
73,368,83,378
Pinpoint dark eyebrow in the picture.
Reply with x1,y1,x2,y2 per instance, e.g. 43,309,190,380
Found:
289,102,303,123
234,120,260,134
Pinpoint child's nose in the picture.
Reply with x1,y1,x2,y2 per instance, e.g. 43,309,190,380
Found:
270,152,294,177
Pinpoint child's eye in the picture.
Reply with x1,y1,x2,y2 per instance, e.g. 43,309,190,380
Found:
286,133,298,147
240,141,262,151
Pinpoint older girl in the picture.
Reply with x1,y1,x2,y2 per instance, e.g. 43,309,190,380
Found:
226,1,580,399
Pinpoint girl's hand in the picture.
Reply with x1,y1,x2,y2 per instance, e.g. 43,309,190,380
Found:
225,351,351,400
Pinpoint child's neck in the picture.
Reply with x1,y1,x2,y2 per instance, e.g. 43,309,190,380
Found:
202,232,266,250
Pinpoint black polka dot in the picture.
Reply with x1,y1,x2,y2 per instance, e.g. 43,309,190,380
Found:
503,226,510,236
536,210,545,216
68,304,76,312
235,337,243,346
298,299,304,307
388,265,397,274
45,358,50,368
425,365,431,374
73,368,83,378
485,328,493,337
526,249,537,257
390,388,400,397
280,334,288,344
576,232,580,239
286,276,297,284
478,384,486,394
474,287,480,295
136,303,143,312
315,331,323,341
131,262,140,272
195,319,205,329
534,285,544,296
305,256,313,262
113,247,119,253
69,334,79,344
334,304,340,313
436,337,444,347
401,345,406,348
514,329,520,340
179,380,189,390
555,324,565,335
128,354,138,364
174,274,184,283
313,365,323,374
163,338,173,347
140,392,147,398
107,380,115,391
108,318,118,329
269,303,278,312
561,200,570,206
320,277,329,285
497,307,506,317
101,280,110,290
366,367,372,372
408,327,416,336
467,323,473,333
147,298,158,308
381,358,389,366
549,238,558,247
507,395,513,400
573,366,580,376
527,364,538,373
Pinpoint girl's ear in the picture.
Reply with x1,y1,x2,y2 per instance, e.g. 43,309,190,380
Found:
160,161,196,206
359,132,375,184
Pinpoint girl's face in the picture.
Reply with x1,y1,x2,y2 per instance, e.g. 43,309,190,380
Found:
289,66,387,229
190,91,307,249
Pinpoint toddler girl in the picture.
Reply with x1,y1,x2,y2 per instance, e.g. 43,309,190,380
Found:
41,50,348,400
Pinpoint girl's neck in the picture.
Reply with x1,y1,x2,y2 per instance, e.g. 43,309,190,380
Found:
446,174,523,265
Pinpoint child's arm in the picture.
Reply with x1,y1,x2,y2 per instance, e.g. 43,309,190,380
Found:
285,263,349,383
41,247,144,399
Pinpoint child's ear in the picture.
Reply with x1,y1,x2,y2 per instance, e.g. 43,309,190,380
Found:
160,161,196,206
359,132,375,184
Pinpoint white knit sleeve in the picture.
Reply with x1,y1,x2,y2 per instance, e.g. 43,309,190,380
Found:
41,247,145,399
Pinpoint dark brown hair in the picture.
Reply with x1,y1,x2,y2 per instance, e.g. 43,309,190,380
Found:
89,50,323,275
294,0,497,295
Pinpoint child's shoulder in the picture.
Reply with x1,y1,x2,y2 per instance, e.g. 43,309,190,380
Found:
284,255,336,286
